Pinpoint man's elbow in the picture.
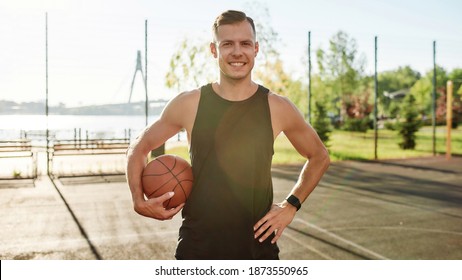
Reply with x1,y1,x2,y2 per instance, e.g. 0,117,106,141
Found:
317,147,330,171
323,149,331,169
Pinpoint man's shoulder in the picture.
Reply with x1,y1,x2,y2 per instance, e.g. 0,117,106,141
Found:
168,88,201,107
267,90,293,108
161,87,202,128
177,88,201,100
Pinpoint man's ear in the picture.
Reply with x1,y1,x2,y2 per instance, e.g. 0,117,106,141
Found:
210,42,218,58
254,41,259,57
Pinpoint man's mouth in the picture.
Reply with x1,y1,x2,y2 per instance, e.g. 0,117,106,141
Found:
229,62,246,66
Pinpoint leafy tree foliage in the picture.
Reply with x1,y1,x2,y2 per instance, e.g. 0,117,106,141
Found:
165,37,214,91
410,65,447,116
379,66,421,117
316,31,366,122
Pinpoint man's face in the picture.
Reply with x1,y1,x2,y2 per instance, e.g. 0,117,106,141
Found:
211,20,259,81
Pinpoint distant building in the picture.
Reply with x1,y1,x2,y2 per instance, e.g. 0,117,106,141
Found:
383,89,410,100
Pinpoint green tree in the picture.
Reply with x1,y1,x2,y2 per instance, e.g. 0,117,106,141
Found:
165,37,215,92
379,66,421,117
410,65,448,117
448,68,462,127
316,31,366,122
396,94,423,150
448,68,462,95
312,101,332,148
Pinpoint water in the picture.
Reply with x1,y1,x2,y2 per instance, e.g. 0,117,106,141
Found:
0,114,185,141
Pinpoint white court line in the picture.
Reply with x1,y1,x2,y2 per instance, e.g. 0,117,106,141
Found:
329,226,462,236
283,231,333,260
294,218,389,260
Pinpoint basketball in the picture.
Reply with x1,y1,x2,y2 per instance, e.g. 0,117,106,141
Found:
142,154,193,209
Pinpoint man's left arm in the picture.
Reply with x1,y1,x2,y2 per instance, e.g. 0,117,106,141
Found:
254,96,330,244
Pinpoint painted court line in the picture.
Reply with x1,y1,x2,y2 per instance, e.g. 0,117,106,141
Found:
283,231,333,260
294,218,389,260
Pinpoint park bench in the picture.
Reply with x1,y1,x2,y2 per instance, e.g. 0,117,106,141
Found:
0,139,37,179
48,138,130,177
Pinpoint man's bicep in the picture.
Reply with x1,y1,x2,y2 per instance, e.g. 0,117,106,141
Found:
282,104,325,159
284,123,323,159
134,103,183,153
144,116,181,149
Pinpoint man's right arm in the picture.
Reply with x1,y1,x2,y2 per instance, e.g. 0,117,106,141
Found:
126,120,184,220
125,92,196,220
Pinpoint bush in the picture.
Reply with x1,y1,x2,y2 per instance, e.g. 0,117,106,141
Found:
342,117,370,132
384,120,396,131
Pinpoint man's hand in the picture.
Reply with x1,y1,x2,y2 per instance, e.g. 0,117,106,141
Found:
254,201,297,244
134,192,184,221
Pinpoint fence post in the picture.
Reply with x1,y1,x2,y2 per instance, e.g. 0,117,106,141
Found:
374,36,378,160
432,41,437,156
446,80,453,160
307,31,312,123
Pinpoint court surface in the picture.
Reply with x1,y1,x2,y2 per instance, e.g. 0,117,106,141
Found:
1,156,461,260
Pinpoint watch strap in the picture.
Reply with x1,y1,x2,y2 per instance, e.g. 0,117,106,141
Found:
286,194,301,211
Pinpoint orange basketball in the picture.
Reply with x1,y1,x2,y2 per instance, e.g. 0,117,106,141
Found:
142,154,193,209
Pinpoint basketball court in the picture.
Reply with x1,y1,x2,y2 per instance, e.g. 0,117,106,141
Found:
1,155,461,260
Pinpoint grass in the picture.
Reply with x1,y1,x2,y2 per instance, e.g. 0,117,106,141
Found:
328,126,462,162
165,145,190,162
166,126,462,165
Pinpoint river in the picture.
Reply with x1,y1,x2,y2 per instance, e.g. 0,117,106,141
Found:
0,114,185,141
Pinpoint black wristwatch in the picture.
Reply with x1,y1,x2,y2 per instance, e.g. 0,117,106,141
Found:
285,194,301,211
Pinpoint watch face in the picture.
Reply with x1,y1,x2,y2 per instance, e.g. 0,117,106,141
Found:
287,195,301,210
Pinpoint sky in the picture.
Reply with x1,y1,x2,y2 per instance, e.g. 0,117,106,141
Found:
0,0,461,106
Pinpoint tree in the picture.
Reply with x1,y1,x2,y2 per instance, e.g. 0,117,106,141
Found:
410,65,448,117
396,94,423,150
342,90,373,132
316,31,366,123
312,101,332,148
165,37,215,92
434,68,462,128
448,68,462,127
379,66,421,117
448,68,462,95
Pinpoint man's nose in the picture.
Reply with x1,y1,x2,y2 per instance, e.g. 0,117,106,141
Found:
231,45,243,56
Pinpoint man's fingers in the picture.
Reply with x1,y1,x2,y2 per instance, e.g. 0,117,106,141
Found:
271,228,285,244
158,191,175,203
161,202,185,220
254,222,269,239
257,224,279,243
254,218,265,231
254,209,276,231
144,193,183,220
254,204,280,240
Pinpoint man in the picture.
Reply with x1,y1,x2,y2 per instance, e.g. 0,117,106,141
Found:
126,10,330,259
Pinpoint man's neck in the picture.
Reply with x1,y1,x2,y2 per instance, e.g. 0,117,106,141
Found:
213,78,258,101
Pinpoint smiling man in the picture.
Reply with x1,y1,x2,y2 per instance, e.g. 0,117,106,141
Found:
126,10,330,260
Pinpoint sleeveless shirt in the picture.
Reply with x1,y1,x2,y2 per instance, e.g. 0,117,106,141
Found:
175,83,280,260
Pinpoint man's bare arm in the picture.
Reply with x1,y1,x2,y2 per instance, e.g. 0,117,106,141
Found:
125,90,198,220
254,94,330,243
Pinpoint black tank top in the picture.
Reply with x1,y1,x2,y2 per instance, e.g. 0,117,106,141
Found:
175,83,279,260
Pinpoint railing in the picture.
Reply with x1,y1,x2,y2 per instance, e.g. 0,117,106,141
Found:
0,139,37,179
